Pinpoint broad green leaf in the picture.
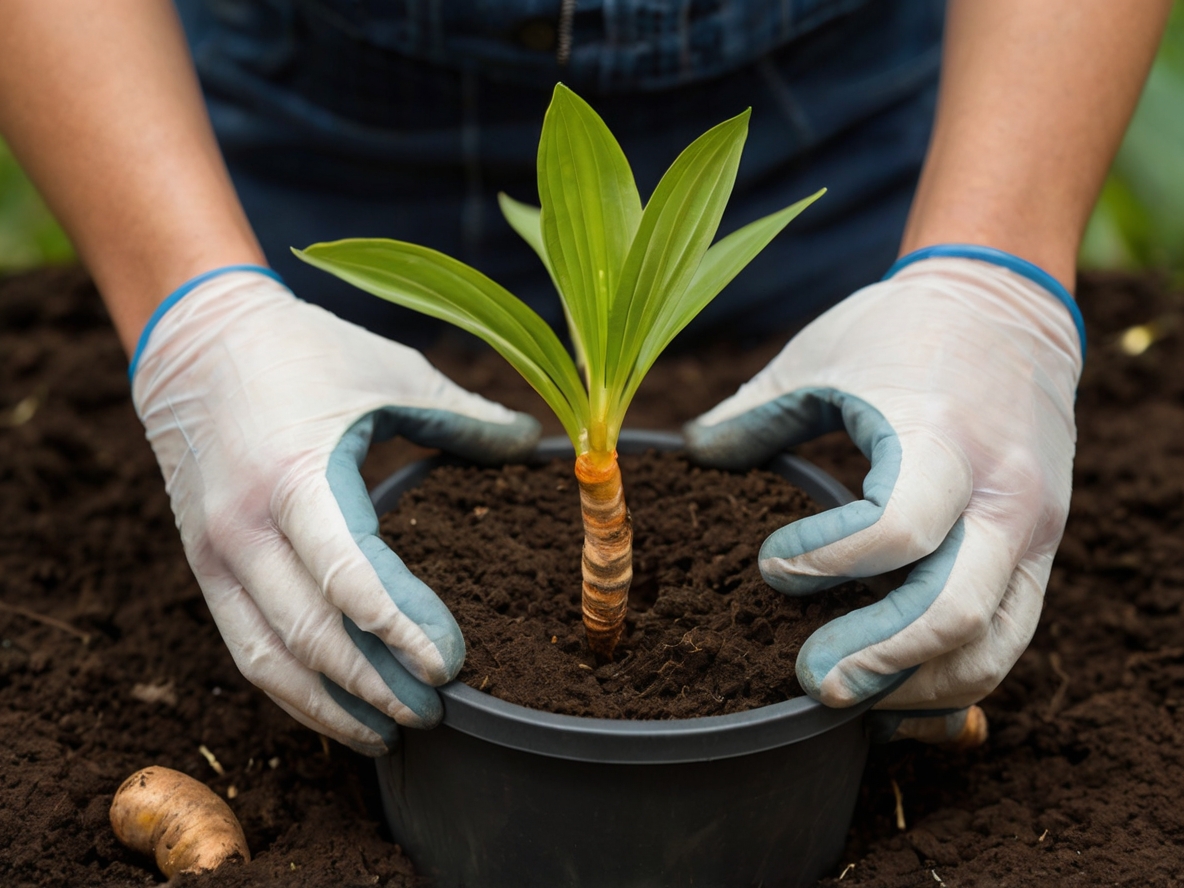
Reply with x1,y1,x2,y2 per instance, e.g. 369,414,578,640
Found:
605,109,751,423
498,192,589,377
293,239,588,444
537,83,642,428
613,189,826,429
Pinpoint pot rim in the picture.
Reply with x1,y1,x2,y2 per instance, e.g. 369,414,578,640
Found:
371,429,901,765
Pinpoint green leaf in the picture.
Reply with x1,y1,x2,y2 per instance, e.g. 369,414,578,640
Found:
497,192,589,377
293,239,588,444
614,188,826,425
605,109,751,422
537,83,643,432
498,193,552,276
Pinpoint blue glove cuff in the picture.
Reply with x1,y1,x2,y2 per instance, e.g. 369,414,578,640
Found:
883,244,1087,360
127,264,285,383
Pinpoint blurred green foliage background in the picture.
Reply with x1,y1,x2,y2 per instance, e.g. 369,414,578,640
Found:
0,139,74,271
1079,1,1184,278
1,4,1181,278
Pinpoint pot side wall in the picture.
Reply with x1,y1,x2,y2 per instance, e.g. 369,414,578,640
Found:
377,716,868,888
372,433,872,887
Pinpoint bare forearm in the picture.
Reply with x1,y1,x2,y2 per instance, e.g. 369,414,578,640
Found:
0,0,263,354
901,0,1171,290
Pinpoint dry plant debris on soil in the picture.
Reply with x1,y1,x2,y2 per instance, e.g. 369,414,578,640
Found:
0,267,1181,886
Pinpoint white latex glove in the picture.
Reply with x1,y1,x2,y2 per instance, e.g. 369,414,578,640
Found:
685,252,1084,713
131,266,540,755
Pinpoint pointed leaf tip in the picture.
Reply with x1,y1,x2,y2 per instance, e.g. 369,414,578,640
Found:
550,82,599,119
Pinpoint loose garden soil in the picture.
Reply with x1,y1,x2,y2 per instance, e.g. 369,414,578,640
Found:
381,451,875,719
1,266,1181,886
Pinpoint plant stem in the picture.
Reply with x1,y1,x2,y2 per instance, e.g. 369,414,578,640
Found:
574,450,632,659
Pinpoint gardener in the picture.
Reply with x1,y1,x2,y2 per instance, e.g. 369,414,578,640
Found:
0,1,1170,754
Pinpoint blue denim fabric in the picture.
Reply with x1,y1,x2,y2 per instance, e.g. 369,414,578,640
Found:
176,0,944,347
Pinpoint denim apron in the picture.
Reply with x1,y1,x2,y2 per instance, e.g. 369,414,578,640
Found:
176,0,944,346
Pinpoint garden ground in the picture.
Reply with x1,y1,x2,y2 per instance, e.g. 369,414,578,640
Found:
0,268,1180,886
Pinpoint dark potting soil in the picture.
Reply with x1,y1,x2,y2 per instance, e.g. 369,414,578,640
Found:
1,266,1182,887
380,452,875,719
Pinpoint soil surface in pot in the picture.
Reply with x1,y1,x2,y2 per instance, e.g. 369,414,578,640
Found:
381,452,875,718
1,267,1182,887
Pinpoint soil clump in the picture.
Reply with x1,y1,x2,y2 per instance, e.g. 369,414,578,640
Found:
0,267,1181,886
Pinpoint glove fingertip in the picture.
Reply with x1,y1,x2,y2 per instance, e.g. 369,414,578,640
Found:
351,537,466,683
760,564,847,596
383,407,542,465
418,619,465,685
758,534,850,596
756,504,881,595
796,627,905,708
319,675,401,753
682,417,764,470
476,411,542,464
342,615,449,724
794,653,827,702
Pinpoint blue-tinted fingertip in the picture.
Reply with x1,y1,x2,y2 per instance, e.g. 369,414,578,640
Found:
328,415,466,684
320,675,401,752
342,616,445,726
795,522,965,704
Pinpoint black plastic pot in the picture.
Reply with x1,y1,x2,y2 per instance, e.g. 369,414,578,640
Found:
370,430,876,888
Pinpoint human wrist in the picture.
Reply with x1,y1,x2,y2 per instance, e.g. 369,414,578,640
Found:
884,245,1087,361
898,111,1086,296
93,229,264,350
896,194,1082,294
127,264,285,383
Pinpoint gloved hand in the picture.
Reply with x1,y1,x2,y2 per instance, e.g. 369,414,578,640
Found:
131,266,540,755
685,249,1084,716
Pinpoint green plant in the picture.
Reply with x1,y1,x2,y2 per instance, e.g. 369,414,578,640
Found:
295,83,822,658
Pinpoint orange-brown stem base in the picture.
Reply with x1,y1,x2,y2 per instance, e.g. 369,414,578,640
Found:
575,451,632,660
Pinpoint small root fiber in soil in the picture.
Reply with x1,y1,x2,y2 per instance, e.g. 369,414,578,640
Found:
381,451,875,719
1,267,1182,886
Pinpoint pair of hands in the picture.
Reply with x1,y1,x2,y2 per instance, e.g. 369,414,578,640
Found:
130,257,1081,754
